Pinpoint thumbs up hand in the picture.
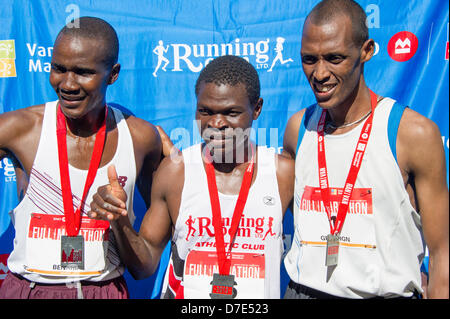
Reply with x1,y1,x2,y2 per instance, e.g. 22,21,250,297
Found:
89,164,128,221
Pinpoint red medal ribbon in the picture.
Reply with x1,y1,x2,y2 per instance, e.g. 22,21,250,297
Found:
204,144,255,276
317,90,378,235
56,104,108,236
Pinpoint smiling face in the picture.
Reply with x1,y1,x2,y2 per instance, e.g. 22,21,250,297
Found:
196,81,262,162
49,33,119,120
301,15,373,111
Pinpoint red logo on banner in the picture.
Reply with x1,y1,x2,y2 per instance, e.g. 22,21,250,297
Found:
446,23,449,60
0,254,10,287
446,41,449,60
387,31,419,62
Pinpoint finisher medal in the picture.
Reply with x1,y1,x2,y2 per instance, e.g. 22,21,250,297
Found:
210,273,238,299
61,235,85,269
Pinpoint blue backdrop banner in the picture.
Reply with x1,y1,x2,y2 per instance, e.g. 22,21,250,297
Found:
0,0,448,298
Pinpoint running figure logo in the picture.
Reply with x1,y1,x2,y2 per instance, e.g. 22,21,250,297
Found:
185,215,196,240
153,40,170,77
151,37,293,77
263,217,276,240
267,37,293,72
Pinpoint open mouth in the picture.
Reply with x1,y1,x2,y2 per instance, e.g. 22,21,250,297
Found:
313,83,337,97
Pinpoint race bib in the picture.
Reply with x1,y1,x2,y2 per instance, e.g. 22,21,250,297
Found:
183,250,265,299
25,213,110,276
298,186,376,250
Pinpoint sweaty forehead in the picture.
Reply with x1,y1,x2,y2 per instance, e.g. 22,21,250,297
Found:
53,34,108,65
197,82,251,107
198,82,248,98
55,34,105,53
301,17,357,53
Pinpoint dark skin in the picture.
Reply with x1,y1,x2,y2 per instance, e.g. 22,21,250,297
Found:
0,32,162,232
282,14,448,298
89,82,295,279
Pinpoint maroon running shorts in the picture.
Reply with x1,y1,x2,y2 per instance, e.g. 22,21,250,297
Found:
0,272,129,299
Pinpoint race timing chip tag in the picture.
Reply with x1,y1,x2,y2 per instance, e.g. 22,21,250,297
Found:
210,273,237,299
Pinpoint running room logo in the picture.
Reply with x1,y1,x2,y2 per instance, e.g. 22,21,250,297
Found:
387,31,419,62
152,37,294,77
184,215,276,242
0,40,17,78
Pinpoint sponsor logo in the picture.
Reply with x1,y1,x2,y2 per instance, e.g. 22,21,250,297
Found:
184,214,276,241
387,31,419,62
152,37,294,77
300,186,373,216
28,213,109,241
446,41,449,60
263,195,275,206
446,23,449,60
185,251,264,280
0,40,17,78
118,176,128,187
26,43,53,73
0,158,16,182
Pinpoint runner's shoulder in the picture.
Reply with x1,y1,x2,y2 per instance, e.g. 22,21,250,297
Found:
154,152,185,190
0,104,45,138
123,113,162,153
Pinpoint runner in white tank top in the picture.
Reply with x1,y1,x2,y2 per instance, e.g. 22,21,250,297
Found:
7,101,137,283
164,144,283,298
90,55,295,299
284,98,426,298
282,1,448,298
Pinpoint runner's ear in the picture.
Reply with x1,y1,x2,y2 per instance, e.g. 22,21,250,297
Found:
108,63,121,84
253,98,263,120
360,39,375,63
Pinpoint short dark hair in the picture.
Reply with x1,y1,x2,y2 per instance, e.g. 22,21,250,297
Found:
195,55,261,106
56,16,119,67
306,0,369,48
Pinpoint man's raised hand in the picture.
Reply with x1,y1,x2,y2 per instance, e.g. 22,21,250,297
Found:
89,164,128,221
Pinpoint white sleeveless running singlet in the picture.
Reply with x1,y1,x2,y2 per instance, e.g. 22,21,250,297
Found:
7,100,137,284
284,98,425,298
164,144,284,299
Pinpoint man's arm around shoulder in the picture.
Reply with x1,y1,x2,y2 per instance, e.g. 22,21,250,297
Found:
282,108,307,160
